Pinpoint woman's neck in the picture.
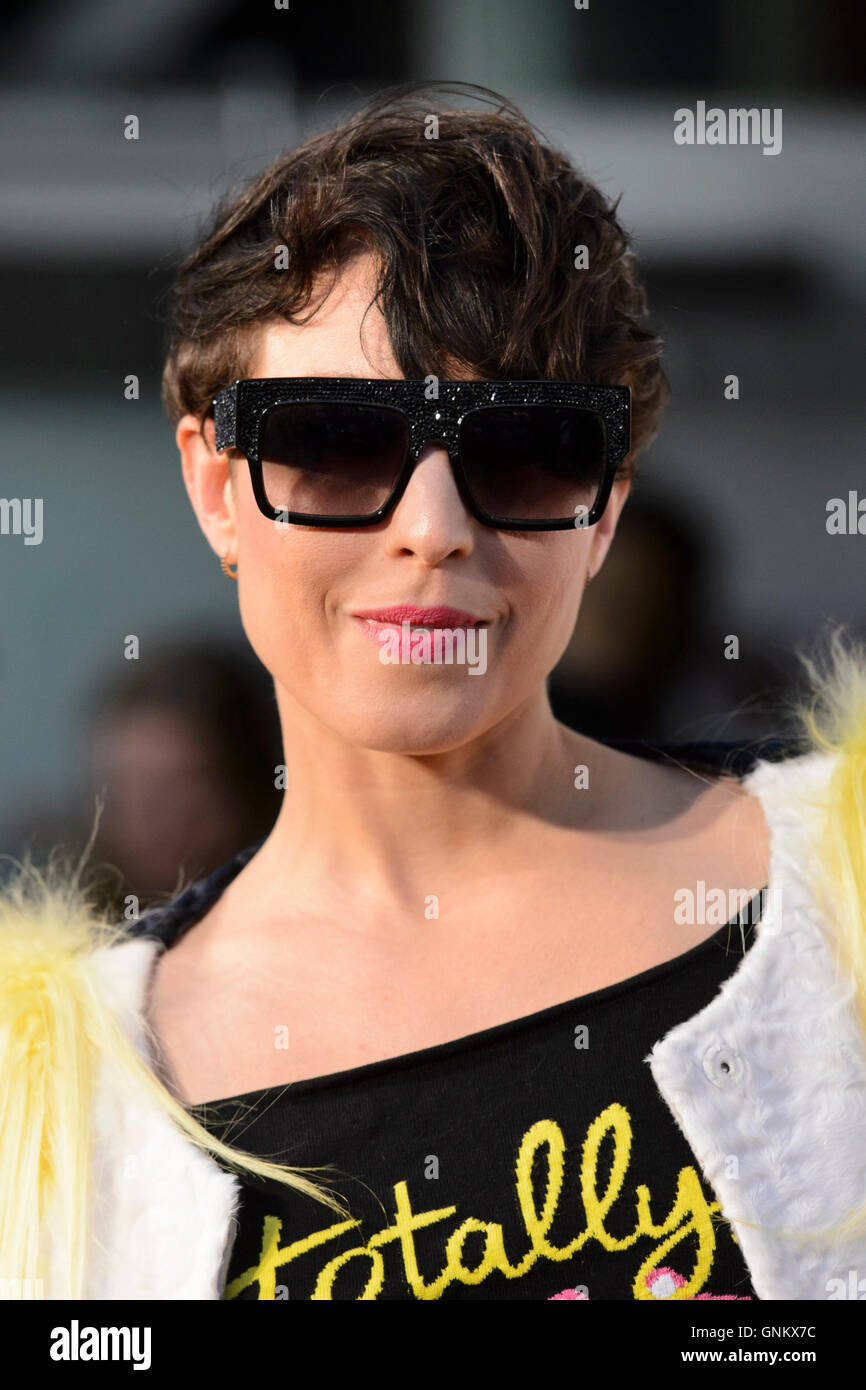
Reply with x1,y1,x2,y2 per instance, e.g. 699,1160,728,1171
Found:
241,682,612,916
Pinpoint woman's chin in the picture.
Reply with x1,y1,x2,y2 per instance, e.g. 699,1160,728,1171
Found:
328,687,499,754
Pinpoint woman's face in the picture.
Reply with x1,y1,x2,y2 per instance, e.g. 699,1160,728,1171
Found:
179,251,631,754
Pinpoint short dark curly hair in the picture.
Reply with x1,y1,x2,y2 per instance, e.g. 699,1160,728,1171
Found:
161,81,669,479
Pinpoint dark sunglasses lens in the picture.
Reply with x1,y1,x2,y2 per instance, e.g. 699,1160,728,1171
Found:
259,402,408,518
459,405,608,523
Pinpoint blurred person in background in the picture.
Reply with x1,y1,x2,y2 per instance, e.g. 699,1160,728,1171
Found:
549,496,785,743
1,636,283,917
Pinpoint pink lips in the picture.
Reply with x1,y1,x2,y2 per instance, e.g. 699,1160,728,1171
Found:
351,604,489,644
355,604,486,626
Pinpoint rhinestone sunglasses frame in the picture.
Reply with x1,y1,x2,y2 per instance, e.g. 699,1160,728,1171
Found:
212,377,631,531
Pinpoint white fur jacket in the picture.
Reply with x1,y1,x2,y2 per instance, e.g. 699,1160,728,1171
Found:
6,735,866,1301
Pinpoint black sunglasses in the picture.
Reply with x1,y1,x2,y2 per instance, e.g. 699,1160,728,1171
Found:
212,378,630,531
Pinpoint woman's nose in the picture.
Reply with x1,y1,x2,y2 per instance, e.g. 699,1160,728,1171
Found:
383,442,476,558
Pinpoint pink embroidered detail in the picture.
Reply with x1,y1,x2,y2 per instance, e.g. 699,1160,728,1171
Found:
645,1266,751,1300
547,1267,753,1301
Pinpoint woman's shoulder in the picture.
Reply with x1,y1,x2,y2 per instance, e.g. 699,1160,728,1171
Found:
644,716,866,1299
125,838,265,951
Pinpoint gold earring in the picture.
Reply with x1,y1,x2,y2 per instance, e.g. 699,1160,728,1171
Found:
220,555,238,580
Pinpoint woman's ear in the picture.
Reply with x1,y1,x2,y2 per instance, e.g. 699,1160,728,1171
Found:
175,414,238,562
587,476,632,579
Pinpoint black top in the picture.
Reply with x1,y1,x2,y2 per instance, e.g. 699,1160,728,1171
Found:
131,735,792,1301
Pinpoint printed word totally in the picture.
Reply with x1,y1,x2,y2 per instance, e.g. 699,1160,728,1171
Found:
674,102,782,156
226,1104,732,1301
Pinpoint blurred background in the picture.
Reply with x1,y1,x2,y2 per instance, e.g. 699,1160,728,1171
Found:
1,0,863,914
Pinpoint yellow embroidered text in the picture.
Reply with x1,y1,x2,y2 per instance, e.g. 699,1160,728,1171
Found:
224,1102,723,1300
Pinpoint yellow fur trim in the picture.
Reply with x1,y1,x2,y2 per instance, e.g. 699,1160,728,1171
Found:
0,843,349,1299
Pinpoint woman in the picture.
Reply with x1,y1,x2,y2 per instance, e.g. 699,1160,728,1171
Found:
2,82,866,1302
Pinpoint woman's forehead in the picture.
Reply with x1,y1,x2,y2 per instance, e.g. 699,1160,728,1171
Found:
245,251,395,378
